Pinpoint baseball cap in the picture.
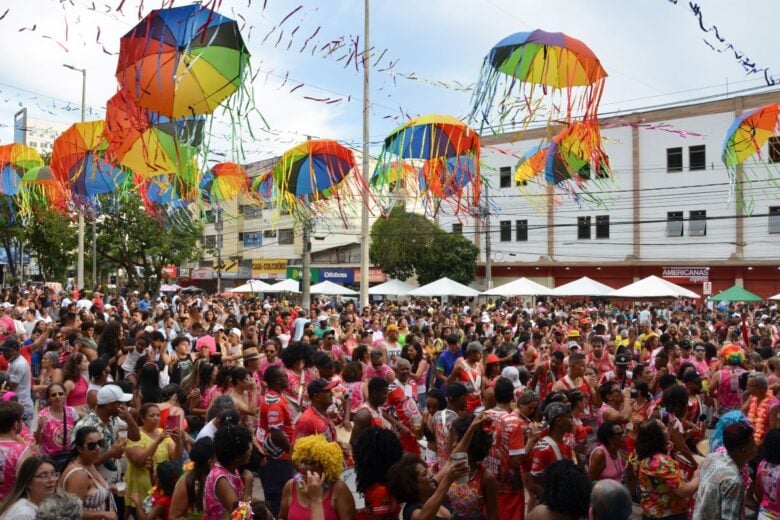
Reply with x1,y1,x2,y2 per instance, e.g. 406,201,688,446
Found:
229,328,242,338
318,314,328,322
97,384,133,405
446,382,468,399
485,354,500,365
308,378,338,397
544,402,572,422
615,353,632,366
213,324,224,333
568,341,581,350
567,330,580,338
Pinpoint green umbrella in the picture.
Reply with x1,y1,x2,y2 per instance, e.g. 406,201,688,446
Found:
708,285,763,302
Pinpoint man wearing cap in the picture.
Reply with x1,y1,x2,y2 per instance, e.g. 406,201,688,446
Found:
223,327,243,366
293,378,339,443
72,384,141,487
385,358,423,454
682,371,707,447
528,402,575,498
313,314,330,339
600,352,633,387
432,382,467,469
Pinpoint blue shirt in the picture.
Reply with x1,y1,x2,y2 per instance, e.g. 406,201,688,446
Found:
436,348,462,392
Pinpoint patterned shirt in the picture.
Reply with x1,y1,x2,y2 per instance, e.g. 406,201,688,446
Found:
71,411,128,484
638,453,689,518
692,452,745,520
484,408,524,495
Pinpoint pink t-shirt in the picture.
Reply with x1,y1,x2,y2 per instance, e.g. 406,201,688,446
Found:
203,463,244,520
758,460,780,518
38,406,79,456
345,381,365,413
0,439,29,501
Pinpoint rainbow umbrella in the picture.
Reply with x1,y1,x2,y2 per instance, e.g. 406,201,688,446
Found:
200,162,249,203
369,161,415,187
470,29,607,129
514,144,550,184
19,166,68,215
273,139,356,201
50,120,128,202
382,115,480,160
722,103,780,168
251,170,274,202
419,155,480,199
116,3,250,118
139,174,194,208
0,143,43,196
104,90,202,185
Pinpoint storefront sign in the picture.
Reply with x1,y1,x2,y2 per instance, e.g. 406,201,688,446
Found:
252,258,288,278
161,264,178,278
287,267,320,282
662,266,710,284
190,268,214,280
354,267,387,283
320,268,355,284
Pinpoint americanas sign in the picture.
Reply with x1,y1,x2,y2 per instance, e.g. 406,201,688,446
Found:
662,266,709,284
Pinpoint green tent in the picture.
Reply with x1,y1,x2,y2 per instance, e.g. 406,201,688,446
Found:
708,285,763,302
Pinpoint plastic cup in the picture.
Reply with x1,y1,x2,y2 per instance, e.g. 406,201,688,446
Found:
117,430,127,441
450,452,469,484
115,481,126,496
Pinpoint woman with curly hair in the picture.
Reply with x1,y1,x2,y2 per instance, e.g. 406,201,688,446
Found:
169,437,215,520
62,353,90,413
203,424,254,520
279,434,355,520
280,342,314,419
446,413,498,520
527,459,591,520
354,427,404,519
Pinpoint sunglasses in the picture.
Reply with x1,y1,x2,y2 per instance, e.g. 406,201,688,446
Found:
85,441,101,450
48,392,65,398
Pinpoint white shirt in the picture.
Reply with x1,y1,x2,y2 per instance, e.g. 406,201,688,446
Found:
0,497,37,519
196,419,218,441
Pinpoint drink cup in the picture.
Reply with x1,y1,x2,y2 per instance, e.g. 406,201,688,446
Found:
450,452,469,484
115,481,126,496
117,430,128,441
412,415,422,434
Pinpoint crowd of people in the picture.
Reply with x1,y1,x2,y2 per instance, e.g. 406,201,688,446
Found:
0,282,778,519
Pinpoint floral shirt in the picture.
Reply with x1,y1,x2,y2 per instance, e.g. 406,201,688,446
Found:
638,453,689,518
692,452,744,520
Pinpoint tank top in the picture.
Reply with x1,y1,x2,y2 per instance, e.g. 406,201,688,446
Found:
37,406,78,456
355,403,391,429
562,375,593,420
203,464,244,520
0,440,28,501
589,445,626,482
587,353,613,378
446,465,486,519
758,461,780,519
717,367,745,412
345,381,365,414
60,466,116,512
288,481,338,520
67,375,89,407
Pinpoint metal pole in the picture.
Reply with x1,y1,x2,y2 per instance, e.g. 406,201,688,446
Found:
484,184,492,290
92,220,97,287
301,222,311,310
64,64,86,291
215,208,223,293
358,0,370,309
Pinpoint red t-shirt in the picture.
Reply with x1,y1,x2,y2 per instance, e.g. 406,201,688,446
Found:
259,390,294,460
356,483,399,520
385,381,421,454
530,437,574,477
293,406,337,443
484,408,525,494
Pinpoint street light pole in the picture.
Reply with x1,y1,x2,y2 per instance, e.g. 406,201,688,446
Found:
63,64,86,291
359,0,371,310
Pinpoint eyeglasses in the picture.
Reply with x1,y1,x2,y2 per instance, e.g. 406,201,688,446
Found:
48,392,65,398
34,471,60,481
85,441,101,450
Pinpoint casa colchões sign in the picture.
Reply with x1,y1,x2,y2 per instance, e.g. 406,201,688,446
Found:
661,266,710,284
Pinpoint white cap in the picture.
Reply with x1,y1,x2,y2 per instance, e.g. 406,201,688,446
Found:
318,314,328,322
144,325,154,333
213,324,224,332
97,384,133,405
229,328,242,338
501,366,522,388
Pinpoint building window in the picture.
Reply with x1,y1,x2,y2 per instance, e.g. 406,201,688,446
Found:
596,215,610,239
666,147,683,172
577,216,591,240
769,206,780,234
499,167,511,188
203,210,215,224
243,231,262,247
239,205,261,219
452,223,463,234
278,228,294,245
201,235,216,248
666,211,683,237
769,137,780,163
515,220,528,241
689,145,706,171
499,220,511,242
689,210,707,236
263,230,277,238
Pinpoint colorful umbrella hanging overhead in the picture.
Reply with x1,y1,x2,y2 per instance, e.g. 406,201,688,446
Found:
722,103,780,168
138,174,196,209
19,165,68,216
419,154,480,200
200,162,249,203
381,114,480,160
470,29,607,132
0,143,43,196
369,161,415,187
104,90,202,186
116,3,250,119
50,120,128,205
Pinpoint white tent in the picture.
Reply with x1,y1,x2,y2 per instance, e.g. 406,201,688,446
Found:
550,276,615,297
368,279,417,296
231,280,273,293
264,279,301,294
408,277,480,298
608,275,700,299
769,293,780,300
309,280,358,295
482,277,554,297
159,284,182,292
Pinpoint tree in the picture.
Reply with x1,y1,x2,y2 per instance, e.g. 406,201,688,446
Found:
95,194,204,294
369,206,478,285
0,203,23,281
23,205,77,282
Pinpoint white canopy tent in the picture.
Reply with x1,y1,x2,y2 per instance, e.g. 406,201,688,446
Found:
231,280,273,293
159,284,182,292
368,279,417,296
408,277,480,298
482,277,554,297
608,275,700,299
264,279,301,294
550,276,615,297
769,293,780,300
309,280,358,295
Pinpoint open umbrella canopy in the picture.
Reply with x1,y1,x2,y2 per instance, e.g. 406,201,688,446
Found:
383,115,480,160
264,278,300,294
769,293,780,300
409,277,480,298
482,277,554,297
160,283,182,292
608,275,700,299
116,3,250,118
200,162,249,203
368,279,417,296
709,285,763,302
0,143,43,196
419,154,481,200
309,280,358,295
722,103,780,168
232,280,273,293
20,165,68,212
273,139,356,200
550,276,615,297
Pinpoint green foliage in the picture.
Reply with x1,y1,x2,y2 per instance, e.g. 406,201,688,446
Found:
0,200,23,278
369,206,478,285
23,205,77,282
95,194,204,294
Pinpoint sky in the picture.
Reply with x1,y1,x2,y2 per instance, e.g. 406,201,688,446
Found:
0,0,779,163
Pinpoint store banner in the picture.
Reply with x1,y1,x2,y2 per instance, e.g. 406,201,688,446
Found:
252,258,288,278
161,264,178,278
320,268,355,284
287,267,320,282
662,266,710,284
354,267,387,283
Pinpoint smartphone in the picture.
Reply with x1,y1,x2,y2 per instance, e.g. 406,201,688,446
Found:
165,414,181,430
